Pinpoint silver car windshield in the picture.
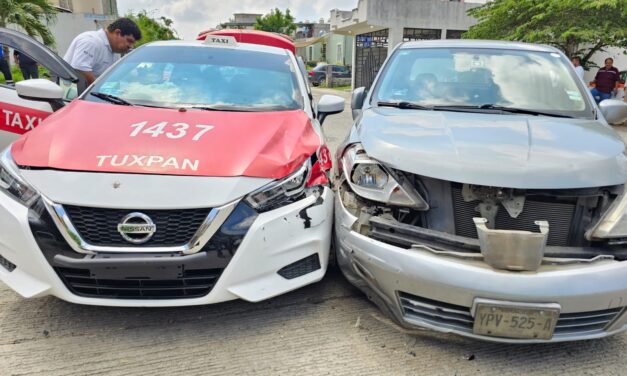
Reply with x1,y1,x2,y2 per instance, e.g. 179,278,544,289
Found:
374,48,593,117
87,45,303,111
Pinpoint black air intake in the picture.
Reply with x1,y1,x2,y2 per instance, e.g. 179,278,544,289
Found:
278,254,321,279
0,254,16,272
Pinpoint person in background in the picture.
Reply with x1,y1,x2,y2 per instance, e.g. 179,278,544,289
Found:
13,50,38,80
571,56,584,81
63,17,141,85
0,46,13,85
591,57,620,104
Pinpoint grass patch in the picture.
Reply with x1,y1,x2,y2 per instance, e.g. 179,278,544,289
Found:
317,82,352,91
0,65,50,84
329,85,352,91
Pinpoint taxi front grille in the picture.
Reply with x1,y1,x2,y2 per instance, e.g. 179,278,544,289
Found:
398,292,623,338
56,266,222,299
64,206,211,247
29,199,256,301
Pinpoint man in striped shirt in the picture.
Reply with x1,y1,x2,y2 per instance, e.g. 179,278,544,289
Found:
591,57,621,103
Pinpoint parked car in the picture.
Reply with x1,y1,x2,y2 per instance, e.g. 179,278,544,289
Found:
308,64,351,86
335,39,627,343
0,29,345,306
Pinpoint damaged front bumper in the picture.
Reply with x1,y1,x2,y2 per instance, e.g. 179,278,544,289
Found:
0,186,334,307
335,186,627,343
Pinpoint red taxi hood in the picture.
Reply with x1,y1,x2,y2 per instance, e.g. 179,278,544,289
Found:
12,101,320,179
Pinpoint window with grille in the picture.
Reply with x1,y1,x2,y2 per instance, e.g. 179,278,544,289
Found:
446,30,465,39
403,28,441,42
58,0,73,11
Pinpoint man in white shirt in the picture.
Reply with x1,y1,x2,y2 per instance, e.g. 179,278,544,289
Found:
571,56,585,81
64,18,141,85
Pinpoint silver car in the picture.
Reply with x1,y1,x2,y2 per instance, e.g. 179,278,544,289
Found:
335,40,627,343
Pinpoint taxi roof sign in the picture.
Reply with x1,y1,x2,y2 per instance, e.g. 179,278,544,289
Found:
203,35,238,47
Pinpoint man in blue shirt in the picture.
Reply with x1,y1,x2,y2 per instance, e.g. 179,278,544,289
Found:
0,46,14,85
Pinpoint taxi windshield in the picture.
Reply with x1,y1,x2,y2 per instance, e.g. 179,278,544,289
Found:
374,47,594,118
86,45,303,111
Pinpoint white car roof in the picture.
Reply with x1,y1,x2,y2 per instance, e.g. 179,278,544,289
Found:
400,39,560,53
144,40,289,56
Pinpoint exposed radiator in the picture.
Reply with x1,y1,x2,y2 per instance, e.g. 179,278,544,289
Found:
452,187,576,246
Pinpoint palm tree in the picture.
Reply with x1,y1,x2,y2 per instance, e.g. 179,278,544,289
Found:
0,0,58,46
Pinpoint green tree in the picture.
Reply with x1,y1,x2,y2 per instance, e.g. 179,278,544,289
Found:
464,0,627,67
0,0,57,45
127,10,179,47
254,8,296,35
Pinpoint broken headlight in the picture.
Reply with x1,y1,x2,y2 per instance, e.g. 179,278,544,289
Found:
0,146,39,206
245,159,311,212
341,143,428,209
588,187,627,240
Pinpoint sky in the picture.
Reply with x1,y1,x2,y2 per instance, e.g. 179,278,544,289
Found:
117,0,358,41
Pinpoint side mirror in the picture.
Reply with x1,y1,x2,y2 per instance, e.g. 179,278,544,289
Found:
351,87,366,120
317,94,345,125
599,99,627,125
16,79,65,111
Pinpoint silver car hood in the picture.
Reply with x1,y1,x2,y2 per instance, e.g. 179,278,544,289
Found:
358,108,627,189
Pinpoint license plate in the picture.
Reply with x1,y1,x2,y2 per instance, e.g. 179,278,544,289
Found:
473,304,560,340
90,263,182,280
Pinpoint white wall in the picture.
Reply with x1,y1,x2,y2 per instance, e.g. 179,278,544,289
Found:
48,13,115,56
72,0,104,14
6,12,113,58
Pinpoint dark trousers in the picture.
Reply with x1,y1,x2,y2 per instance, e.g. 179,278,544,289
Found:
20,64,38,80
0,59,12,83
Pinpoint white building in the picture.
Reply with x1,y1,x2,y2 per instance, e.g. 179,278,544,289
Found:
48,0,119,56
330,0,484,88
218,13,263,30
4,1,118,57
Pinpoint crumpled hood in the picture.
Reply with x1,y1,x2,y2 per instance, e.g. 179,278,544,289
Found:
12,100,320,179
359,107,627,189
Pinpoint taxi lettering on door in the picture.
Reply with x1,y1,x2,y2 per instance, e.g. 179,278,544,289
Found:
1,102,49,135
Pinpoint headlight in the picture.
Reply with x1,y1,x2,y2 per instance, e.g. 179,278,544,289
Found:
351,163,388,189
0,147,39,206
588,187,627,240
341,143,428,209
245,159,311,212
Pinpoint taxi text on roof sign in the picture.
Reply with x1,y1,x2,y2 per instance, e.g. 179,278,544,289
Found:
204,35,238,47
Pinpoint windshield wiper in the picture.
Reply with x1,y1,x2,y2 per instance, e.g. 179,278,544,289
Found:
377,101,433,110
186,106,253,112
432,104,573,118
185,104,280,112
90,92,134,106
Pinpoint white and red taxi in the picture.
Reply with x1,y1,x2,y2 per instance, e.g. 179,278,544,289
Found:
0,31,345,306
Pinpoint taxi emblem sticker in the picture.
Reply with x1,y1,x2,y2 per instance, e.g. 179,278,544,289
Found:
204,35,238,47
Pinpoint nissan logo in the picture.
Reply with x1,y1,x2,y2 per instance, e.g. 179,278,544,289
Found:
117,212,156,244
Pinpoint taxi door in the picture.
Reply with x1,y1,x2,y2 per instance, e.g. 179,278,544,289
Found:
0,28,80,149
